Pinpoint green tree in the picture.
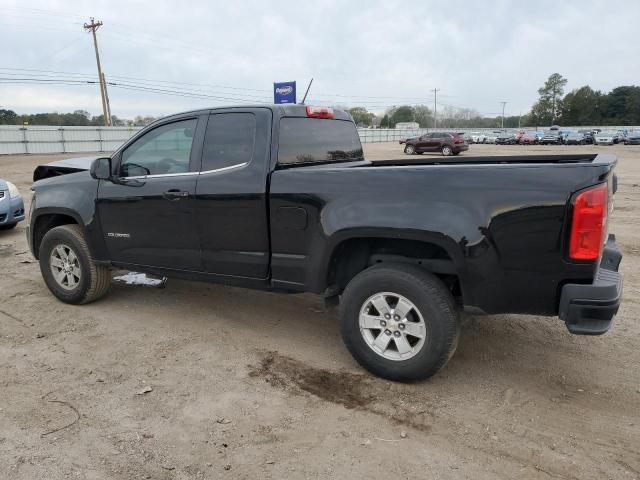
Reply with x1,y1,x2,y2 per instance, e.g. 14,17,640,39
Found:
380,114,390,128
532,73,568,125
89,115,105,126
605,86,640,125
347,107,374,127
0,109,19,124
561,86,603,125
413,105,433,128
389,105,415,127
110,115,126,126
133,115,156,126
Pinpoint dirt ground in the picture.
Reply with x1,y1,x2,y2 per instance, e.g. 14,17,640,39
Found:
1,143,639,480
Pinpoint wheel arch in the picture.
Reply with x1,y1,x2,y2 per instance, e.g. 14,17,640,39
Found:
319,230,467,302
31,208,85,260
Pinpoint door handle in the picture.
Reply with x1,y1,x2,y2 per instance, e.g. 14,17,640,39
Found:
163,189,189,201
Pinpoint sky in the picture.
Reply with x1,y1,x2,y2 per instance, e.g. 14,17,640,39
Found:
1,0,639,120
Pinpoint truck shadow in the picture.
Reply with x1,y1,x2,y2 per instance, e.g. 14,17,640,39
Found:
109,277,610,396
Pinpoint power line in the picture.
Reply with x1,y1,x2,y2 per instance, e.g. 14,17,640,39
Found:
0,70,507,116
1,77,504,114
0,67,445,102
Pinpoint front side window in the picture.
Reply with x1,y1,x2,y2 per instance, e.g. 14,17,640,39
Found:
201,113,256,172
120,119,197,177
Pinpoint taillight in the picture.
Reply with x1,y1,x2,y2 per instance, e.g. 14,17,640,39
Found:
569,183,608,261
306,106,334,119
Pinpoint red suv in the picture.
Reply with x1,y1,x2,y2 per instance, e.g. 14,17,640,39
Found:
403,132,468,156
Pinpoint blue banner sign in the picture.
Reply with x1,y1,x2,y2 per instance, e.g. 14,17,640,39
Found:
274,81,296,104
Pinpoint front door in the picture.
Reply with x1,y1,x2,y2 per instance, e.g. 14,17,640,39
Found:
97,117,204,271
417,133,437,152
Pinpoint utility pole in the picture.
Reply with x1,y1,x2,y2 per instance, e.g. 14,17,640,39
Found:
431,88,440,129
500,101,507,129
102,72,112,124
84,17,110,126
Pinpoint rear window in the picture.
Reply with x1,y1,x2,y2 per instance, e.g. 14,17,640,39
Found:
278,118,363,165
202,113,256,172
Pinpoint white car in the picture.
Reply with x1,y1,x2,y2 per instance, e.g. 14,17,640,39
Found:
469,132,486,144
485,132,500,144
595,131,616,145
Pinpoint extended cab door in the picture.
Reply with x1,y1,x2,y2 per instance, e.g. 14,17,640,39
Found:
194,108,271,278
96,115,205,271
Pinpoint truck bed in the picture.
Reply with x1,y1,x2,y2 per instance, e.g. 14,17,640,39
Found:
269,152,617,316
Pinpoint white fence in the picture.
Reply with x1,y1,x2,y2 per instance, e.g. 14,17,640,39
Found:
1,125,638,155
0,126,138,155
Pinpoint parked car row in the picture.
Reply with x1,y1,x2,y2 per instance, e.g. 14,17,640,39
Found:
399,128,639,156
464,127,640,146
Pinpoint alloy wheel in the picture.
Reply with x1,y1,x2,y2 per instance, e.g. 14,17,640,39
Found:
359,292,427,361
50,244,81,291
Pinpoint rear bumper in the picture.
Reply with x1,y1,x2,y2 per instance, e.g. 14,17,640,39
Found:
454,144,469,152
559,235,623,335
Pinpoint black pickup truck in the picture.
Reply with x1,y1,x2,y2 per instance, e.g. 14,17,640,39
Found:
28,104,623,381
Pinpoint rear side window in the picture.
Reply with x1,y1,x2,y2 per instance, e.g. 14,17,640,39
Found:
202,113,256,172
278,118,363,165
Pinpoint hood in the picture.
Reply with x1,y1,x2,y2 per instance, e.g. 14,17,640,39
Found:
0,178,8,191
33,156,101,182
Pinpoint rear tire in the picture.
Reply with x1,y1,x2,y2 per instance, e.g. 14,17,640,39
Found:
441,145,453,156
39,224,111,304
340,264,460,381
404,145,416,155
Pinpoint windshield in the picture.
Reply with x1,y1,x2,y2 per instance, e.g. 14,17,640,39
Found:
278,118,363,165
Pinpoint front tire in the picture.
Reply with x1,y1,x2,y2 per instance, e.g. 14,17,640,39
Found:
39,224,111,304
404,145,416,155
340,264,460,381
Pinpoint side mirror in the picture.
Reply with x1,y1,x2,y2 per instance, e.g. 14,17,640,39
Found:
90,157,112,180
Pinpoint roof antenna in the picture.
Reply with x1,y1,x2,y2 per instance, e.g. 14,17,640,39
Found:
300,78,313,105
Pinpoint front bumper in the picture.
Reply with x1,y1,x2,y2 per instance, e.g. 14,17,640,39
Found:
0,193,25,226
559,235,622,335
